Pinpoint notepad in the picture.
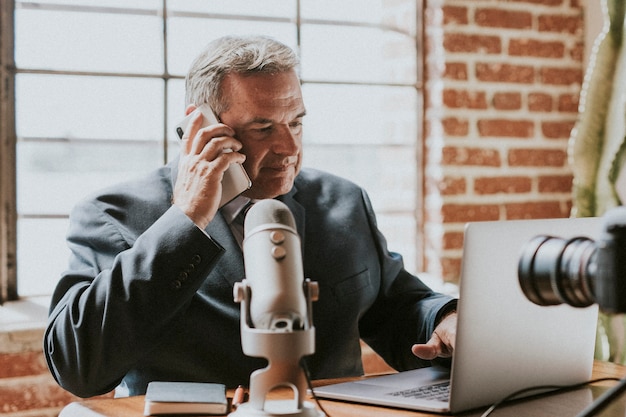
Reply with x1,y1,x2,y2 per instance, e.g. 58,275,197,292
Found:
144,381,228,415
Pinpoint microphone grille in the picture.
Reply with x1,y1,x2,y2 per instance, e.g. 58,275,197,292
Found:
244,199,296,233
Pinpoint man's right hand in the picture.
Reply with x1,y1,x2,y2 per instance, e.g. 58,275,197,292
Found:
173,110,246,229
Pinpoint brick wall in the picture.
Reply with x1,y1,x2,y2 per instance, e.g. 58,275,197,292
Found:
423,0,585,282
0,348,74,416
0,307,113,417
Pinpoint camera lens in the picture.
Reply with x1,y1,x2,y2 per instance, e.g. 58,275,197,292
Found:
518,235,596,308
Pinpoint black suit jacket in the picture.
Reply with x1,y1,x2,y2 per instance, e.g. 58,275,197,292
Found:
44,161,455,397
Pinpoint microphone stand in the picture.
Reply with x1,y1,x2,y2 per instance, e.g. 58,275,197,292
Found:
230,279,325,417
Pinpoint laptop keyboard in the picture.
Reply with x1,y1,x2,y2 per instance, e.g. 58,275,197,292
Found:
387,381,450,402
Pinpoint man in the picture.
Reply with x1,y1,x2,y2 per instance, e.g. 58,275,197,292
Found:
45,35,457,398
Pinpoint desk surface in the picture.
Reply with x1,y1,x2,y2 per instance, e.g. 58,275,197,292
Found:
59,361,626,417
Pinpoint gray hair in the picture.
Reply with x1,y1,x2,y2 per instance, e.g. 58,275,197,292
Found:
185,35,300,114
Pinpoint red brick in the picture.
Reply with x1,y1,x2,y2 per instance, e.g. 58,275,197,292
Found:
509,39,565,58
443,89,488,109
529,92,553,112
0,352,48,378
443,231,465,250
558,93,579,112
442,117,469,136
441,256,462,283
475,8,532,29
540,66,583,85
442,203,500,222
444,62,468,80
570,41,584,61
474,176,532,194
443,5,468,24
510,0,563,5
541,120,575,139
0,375,114,412
442,147,501,166
0,376,66,412
476,63,535,83
538,14,583,35
477,119,534,138
492,92,522,110
508,148,568,167
440,176,467,195
539,175,573,193
444,33,501,54
505,201,571,219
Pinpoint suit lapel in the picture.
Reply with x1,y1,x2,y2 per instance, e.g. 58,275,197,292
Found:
206,212,246,286
277,188,306,255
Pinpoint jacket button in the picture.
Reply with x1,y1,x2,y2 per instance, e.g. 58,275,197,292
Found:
171,280,182,290
177,271,189,282
192,254,201,265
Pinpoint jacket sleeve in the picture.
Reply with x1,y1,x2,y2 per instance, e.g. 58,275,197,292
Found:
44,201,224,398
357,189,457,371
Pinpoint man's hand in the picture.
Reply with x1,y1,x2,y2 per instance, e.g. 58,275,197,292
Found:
173,111,246,229
411,312,457,360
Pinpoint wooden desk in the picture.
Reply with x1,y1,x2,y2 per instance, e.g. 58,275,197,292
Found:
59,361,626,417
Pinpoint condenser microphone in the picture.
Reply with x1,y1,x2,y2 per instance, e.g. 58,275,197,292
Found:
243,199,307,331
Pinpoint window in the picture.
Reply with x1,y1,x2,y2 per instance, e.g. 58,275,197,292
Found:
1,0,422,302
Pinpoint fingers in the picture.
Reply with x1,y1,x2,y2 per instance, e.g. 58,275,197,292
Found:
411,333,448,361
173,116,244,228
179,111,204,152
411,313,457,361
181,111,240,157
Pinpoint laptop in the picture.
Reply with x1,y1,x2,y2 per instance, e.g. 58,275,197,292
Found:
314,216,601,414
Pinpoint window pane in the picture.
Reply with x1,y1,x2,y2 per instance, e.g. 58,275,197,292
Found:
300,25,416,84
18,0,158,8
168,0,296,18
301,0,416,34
168,78,187,136
15,8,163,74
377,213,416,272
17,141,163,215
166,18,297,76
302,84,418,146
16,74,164,140
302,144,416,212
164,79,185,161
17,218,71,297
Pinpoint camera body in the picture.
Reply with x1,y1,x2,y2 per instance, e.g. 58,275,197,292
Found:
518,207,626,313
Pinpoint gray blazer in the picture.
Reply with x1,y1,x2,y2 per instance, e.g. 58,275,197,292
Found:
44,161,455,397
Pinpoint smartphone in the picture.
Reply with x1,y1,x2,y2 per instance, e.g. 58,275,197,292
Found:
175,104,252,207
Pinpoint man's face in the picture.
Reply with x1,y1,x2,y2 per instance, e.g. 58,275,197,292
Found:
219,70,305,200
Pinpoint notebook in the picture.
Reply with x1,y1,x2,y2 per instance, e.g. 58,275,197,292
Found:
314,216,601,414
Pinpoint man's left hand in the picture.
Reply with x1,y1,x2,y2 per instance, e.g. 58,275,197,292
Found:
411,312,457,360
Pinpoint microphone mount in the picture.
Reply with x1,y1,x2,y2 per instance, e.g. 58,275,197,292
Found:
231,279,323,417
230,199,325,417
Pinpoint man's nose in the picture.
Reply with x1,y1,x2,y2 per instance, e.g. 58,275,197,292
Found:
271,125,299,155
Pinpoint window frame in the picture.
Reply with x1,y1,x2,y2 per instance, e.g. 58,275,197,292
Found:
0,0,423,303
1,1,17,303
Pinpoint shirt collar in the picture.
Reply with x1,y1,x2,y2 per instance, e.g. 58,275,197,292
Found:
221,195,253,225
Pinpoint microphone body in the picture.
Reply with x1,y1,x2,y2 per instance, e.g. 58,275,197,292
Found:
243,199,307,331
